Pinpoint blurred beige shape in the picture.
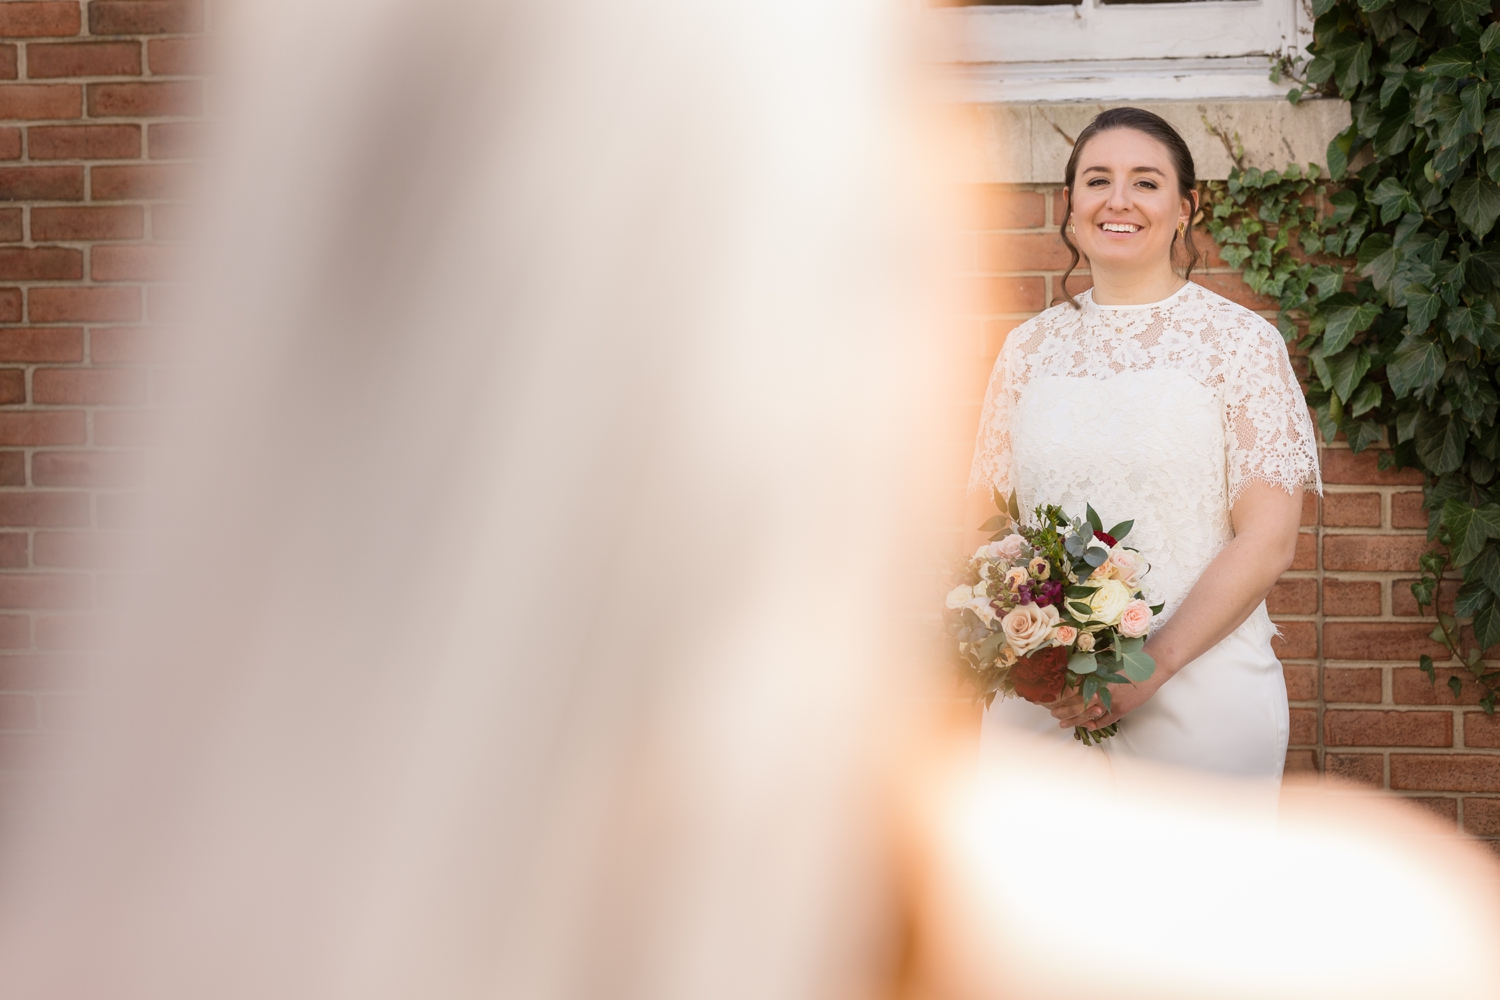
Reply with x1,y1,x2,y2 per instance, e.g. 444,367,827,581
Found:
0,2,1490,1000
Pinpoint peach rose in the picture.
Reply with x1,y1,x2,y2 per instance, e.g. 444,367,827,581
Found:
1001,602,1060,657
1052,624,1078,647
1004,566,1029,591
1075,631,1095,652
1028,556,1051,581
1119,599,1153,638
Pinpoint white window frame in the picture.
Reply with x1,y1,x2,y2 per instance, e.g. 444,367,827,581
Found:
925,0,1313,103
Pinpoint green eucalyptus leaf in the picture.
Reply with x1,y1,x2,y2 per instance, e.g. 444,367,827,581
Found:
1117,637,1156,683
1068,650,1098,676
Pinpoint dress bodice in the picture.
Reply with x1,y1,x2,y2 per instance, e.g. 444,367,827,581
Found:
969,282,1322,622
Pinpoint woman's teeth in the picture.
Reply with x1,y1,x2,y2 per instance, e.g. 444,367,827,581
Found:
1101,222,1141,232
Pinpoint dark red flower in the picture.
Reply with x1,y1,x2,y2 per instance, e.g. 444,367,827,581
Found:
1093,529,1117,547
1011,645,1069,704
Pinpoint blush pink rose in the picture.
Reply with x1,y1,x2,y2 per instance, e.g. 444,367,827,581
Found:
1119,599,1153,638
994,533,1027,562
1052,625,1077,646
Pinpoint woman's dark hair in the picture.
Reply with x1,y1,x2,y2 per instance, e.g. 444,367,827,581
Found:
1058,107,1200,308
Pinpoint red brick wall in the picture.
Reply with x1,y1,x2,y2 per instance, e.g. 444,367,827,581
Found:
0,1,203,790
951,183,1500,851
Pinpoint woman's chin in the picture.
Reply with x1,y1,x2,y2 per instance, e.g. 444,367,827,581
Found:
1079,243,1169,269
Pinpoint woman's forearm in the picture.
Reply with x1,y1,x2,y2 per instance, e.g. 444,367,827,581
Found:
1141,530,1292,680
1140,481,1304,681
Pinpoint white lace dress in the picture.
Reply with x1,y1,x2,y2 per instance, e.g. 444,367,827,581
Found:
969,281,1322,782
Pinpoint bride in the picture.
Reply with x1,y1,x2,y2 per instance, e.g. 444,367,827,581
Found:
969,107,1322,784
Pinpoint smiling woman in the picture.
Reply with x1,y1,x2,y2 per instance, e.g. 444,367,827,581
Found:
1058,107,1200,306
969,107,1322,803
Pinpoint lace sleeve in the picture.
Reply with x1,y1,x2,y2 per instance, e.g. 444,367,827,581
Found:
968,338,1016,496
1222,315,1323,505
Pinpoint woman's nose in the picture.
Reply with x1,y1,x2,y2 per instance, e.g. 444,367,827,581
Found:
1105,181,1132,210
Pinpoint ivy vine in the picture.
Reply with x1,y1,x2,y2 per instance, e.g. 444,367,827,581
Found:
1205,0,1500,712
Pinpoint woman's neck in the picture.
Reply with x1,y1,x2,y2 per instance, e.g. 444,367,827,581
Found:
1087,266,1187,306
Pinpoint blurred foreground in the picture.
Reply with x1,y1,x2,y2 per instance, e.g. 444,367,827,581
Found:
0,2,1488,999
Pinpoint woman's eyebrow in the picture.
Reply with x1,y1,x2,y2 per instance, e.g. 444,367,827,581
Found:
1081,165,1167,176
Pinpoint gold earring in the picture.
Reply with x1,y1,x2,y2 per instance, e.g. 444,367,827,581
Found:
1067,223,1075,234
1177,222,1186,236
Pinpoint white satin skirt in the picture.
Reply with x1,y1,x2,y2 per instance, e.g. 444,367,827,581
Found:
980,605,1290,791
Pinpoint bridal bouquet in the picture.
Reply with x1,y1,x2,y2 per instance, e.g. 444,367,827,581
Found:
945,491,1162,745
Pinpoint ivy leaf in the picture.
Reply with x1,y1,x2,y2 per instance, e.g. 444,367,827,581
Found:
1483,22,1500,53
1474,602,1500,651
1388,336,1446,398
1357,234,1398,290
1461,81,1489,135
1434,0,1488,26
1424,44,1478,76
1347,419,1385,452
1396,408,1420,443
1468,249,1500,288
1484,108,1500,151
1473,543,1500,595
1349,380,1384,417
1405,283,1442,333
1310,266,1344,299
1450,174,1500,238
1390,29,1422,63
1447,300,1494,344
1326,347,1373,402
1321,298,1382,354
1329,189,1360,224
1418,415,1468,476
1327,132,1352,180
1456,579,1494,617
1396,0,1431,32
1312,0,1337,16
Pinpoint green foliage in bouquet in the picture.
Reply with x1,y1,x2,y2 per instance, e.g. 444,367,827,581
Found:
1205,0,1500,712
949,491,1161,747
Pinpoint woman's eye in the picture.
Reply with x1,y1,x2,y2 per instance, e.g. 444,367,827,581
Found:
1137,181,1157,189
1088,178,1108,186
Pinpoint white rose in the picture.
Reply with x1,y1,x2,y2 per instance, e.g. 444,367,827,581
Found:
945,584,973,609
966,598,998,625
1082,579,1132,627
1001,602,1060,657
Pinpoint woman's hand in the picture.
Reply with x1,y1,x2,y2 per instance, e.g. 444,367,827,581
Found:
1046,663,1166,731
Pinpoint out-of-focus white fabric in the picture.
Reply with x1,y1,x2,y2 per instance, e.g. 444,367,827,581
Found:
0,2,922,999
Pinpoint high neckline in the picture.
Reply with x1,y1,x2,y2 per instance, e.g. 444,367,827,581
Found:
1082,280,1194,312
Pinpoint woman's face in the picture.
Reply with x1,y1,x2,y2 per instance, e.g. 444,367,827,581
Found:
1066,128,1193,275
